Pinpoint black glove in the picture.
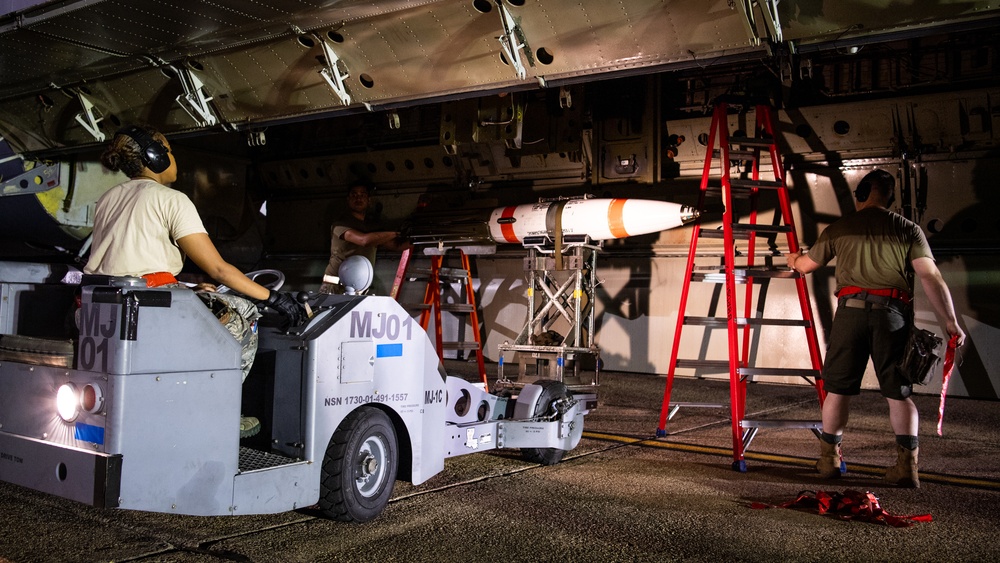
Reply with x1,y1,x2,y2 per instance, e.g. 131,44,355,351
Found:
264,290,306,327
398,221,413,241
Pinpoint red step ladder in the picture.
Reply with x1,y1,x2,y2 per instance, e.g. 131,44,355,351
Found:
656,101,826,471
391,248,488,390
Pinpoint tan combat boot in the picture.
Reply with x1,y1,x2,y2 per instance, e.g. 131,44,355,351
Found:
816,440,843,478
885,445,920,488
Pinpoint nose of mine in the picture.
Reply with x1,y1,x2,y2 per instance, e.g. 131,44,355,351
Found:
679,206,700,224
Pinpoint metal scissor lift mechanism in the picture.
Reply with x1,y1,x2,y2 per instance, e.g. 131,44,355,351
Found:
392,248,488,389
656,101,826,471
497,240,601,393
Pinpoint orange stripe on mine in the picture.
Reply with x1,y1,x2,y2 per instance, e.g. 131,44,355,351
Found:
500,206,519,243
608,198,629,239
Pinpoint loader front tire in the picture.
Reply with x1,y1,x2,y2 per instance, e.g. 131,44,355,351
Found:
319,406,398,522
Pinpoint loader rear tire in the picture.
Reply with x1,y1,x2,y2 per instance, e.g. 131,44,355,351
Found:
521,380,571,466
319,406,398,522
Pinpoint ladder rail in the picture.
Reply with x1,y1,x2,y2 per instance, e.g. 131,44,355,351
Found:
389,247,411,300
460,252,488,384
740,129,762,388
761,106,826,405
657,103,722,432
422,256,445,354
717,106,748,466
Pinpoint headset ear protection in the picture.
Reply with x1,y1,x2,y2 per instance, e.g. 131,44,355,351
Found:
118,126,171,174
854,170,896,207
853,180,872,202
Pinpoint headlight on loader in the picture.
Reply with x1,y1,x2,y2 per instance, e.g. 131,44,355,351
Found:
56,383,79,422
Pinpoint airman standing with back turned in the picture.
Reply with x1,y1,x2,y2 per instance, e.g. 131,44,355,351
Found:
787,169,965,488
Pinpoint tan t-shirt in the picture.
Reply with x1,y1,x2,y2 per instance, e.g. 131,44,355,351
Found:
323,213,378,279
807,207,934,294
84,179,207,276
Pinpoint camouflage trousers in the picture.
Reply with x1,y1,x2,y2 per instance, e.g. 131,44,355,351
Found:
195,291,261,382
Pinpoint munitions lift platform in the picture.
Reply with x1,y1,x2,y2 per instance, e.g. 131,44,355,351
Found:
496,235,601,393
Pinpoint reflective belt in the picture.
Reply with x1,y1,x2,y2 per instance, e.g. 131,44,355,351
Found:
835,285,912,305
142,272,178,287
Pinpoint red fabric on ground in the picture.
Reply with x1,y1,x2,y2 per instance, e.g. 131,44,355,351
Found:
750,490,932,528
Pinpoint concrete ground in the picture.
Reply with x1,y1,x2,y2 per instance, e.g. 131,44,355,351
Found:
1,360,998,563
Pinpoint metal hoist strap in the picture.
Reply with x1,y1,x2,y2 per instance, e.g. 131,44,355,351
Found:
553,200,567,271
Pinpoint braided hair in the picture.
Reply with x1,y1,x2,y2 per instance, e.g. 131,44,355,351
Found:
100,125,161,178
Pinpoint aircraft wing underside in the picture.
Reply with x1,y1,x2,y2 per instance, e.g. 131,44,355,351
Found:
1,0,998,153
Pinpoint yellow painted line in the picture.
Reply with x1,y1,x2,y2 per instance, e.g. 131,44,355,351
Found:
582,431,1000,491
582,431,646,445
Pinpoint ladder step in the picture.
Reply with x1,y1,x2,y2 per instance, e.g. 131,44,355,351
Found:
731,223,792,234
730,179,784,190
408,267,469,280
698,229,751,240
690,268,799,283
671,401,727,409
705,187,752,199
736,268,799,279
692,265,796,276
728,136,774,148
713,149,758,160
738,367,821,378
690,272,748,283
437,268,470,279
699,225,790,239
740,419,822,430
665,401,727,421
672,362,820,378
401,303,432,311
675,359,732,370
441,341,481,351
439,304,475,313
683,316,813,328
676,359,819,377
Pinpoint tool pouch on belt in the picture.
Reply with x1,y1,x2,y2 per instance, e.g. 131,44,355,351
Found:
897,326,943,385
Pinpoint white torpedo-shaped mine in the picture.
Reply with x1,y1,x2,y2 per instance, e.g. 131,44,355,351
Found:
488,198,698,244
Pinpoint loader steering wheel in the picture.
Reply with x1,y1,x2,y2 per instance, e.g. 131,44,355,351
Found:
216,269,285,294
